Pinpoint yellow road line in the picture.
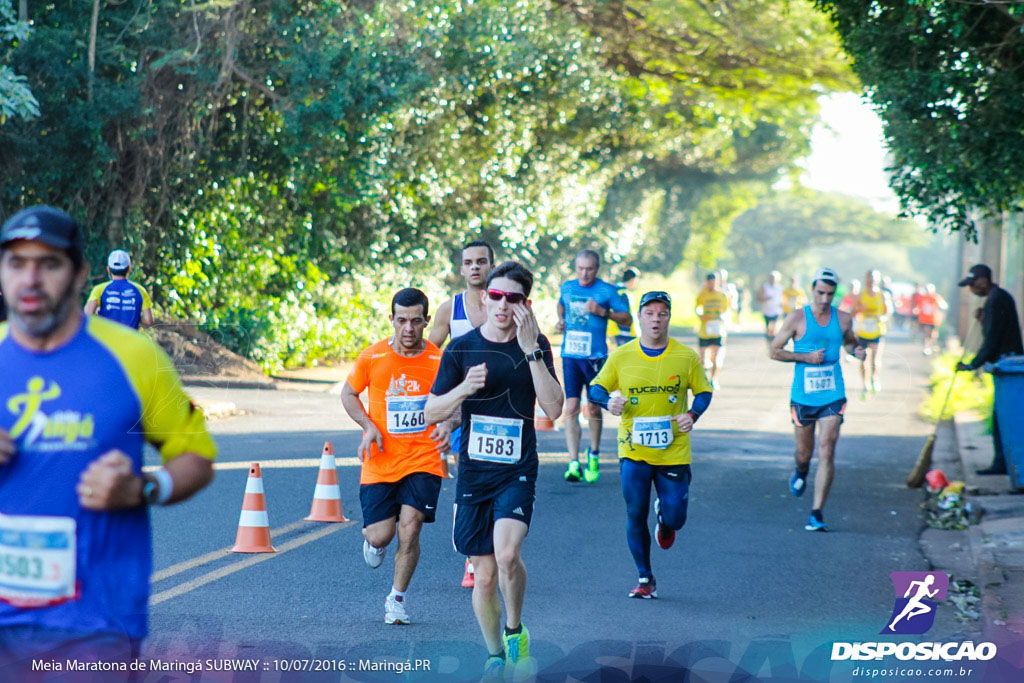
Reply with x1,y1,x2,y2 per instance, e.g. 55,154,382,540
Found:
149,521,354,606
151,518,320,582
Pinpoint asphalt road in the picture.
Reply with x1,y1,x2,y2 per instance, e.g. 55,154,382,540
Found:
140,331,968,682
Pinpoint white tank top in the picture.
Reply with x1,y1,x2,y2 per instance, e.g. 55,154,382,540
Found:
449,292,475,340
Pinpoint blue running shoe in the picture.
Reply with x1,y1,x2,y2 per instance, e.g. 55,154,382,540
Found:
789,469,807,497
804,513,828,532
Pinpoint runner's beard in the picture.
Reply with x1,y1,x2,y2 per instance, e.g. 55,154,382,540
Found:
9,280,77,339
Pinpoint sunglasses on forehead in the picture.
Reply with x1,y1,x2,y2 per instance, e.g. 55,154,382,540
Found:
486,289,526,304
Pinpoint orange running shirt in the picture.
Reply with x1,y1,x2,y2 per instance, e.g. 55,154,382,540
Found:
347,338,445,484
917,293,943,326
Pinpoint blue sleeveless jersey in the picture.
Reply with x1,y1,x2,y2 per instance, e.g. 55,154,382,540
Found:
0,317,216,638
791,306,846,406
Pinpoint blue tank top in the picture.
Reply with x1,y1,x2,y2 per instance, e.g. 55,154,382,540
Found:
791,306,846,406
450,293,475,340
98,280,146,329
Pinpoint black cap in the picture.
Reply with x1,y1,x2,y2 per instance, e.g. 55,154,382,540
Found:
959,264,992,287
705,272,718,280
639,290,672,310
1,206,84,255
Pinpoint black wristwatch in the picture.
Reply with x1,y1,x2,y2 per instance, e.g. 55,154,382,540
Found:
141,474,160,506
525,347,544,362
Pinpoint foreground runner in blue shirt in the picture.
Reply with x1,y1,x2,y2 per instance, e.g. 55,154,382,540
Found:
427,260,562,680
0,206,216,674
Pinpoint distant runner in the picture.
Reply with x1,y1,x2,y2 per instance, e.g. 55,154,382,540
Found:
695,272,730,390
758,271,784,345
556,249,631,484
429,240,495,589
853,269,893,399
613,267,640,346
916,284,947,355
84,249,154,330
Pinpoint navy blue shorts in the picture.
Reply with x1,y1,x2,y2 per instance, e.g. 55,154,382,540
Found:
698,337,723,348
614,334,635,347
563,356,605,400
452,480,535,556
857,336,884,347
790,399,847,427
764,314,779,325
360,472,442,526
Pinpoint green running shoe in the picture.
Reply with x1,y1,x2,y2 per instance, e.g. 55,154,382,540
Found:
583,451,600,483
503,623,530,663
564,459,582,482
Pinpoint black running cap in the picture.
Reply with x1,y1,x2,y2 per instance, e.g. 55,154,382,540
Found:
959,264,992,287
1,206,84,254
639,290,672,310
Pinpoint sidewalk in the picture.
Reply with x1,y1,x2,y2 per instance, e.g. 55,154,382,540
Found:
931,410,1024,650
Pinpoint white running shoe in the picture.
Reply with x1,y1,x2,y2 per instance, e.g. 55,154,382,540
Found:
385,595,410,625
363,539,386,569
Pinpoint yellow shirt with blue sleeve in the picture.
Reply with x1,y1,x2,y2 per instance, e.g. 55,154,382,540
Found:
695,289,730,339
591,339,712,466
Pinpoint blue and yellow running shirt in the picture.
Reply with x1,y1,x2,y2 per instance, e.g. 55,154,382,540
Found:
0,316,216,639
591,339,712,466
790,306,847,407
559,278,629,359
87,279,153,329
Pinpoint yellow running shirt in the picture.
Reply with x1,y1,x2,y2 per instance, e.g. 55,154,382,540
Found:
695,290,730,340
782,287,807,314
591,339,713,466
857,290,887,339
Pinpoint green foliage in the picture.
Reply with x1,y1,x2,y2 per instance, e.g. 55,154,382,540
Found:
2,0,853,369
817,0,1024,238
920,352,993,428
0,0,37,123
723,189,922,285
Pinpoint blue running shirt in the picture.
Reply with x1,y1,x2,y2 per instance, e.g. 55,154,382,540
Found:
0,317,216,638
87,280,152,330
790,306,846,407
559,279,629,359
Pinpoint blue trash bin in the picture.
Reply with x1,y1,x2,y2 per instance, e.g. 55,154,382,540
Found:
989,355,1024,490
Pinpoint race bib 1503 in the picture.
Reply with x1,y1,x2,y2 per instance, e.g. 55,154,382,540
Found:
0,514,77,608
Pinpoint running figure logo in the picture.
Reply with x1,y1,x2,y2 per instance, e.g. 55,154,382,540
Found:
882,571,948,635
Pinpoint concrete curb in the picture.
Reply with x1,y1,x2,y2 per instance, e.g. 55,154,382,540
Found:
193,399,241,420
951,412,1024,648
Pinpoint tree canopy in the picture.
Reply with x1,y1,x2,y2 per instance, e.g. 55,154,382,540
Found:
2,0,853,369
723,189,923,285
817,0,1024,238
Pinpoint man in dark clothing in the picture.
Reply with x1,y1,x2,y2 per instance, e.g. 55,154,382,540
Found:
955,264,1024,475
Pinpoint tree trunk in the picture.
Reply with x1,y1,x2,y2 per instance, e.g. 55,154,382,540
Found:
18,0,27,22
88,0,100,102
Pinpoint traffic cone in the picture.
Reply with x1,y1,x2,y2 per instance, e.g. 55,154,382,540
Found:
535,408,555,431
231,463,276,553
305,442,347,522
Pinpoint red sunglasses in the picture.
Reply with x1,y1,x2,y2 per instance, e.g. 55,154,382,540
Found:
486,289,526,304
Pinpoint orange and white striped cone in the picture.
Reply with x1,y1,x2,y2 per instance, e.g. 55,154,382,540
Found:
305,442,347,522
535,408,555,431
231,463,276,553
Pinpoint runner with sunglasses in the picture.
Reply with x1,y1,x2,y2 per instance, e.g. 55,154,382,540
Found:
426,261,562,680
588,291,713,599
556,249,631,484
